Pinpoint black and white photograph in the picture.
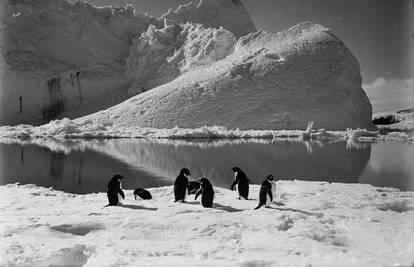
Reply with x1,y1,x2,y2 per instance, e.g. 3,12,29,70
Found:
0,0,413,266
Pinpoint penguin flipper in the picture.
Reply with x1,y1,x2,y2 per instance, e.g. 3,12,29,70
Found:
119,190,125,199
267,189,273,203
195,190,201,200
230,179,238,191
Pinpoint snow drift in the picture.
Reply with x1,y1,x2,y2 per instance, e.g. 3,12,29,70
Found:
0,0,256,126
80,22,374,130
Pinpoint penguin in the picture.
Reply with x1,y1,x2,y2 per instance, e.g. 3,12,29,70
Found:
195,178,214,208
254,174,277,210
107,174,125,206
188,181,201,194
174,168,191,202
230,167,250,200
133,188,152,200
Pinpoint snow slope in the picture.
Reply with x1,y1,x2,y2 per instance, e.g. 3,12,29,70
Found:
0,0,255,126
79,22,374,131
0,182,413,266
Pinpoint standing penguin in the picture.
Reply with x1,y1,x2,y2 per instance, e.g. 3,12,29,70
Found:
254,174,277,210
231,167,250,200
107,174,125,206
174,168,191,202
195,178,214,208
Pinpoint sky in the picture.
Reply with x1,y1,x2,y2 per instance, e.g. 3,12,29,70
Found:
83,0,413,112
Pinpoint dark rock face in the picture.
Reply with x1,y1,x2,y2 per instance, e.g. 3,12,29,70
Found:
372,115,399,125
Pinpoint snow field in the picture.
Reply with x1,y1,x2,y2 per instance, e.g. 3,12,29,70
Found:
1,181,413,266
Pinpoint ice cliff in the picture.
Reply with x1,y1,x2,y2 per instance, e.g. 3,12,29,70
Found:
1,0,374,130
0,0,255,125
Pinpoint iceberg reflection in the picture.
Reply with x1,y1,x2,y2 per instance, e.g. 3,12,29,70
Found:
0,138,385,193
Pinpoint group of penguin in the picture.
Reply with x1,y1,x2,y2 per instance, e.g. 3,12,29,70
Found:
107,167,277,210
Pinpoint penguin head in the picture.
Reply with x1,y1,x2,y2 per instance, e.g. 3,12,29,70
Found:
198,178,210,185
232,167,241,173
266,174,275,181
113,174,125,180
180,168,191,176
198,178,213,190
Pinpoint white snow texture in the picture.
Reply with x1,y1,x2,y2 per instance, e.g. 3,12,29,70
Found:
0,0,255,126
1,0,374,131
1,182,413,267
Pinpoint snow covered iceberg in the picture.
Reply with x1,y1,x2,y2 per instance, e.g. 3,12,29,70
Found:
0,0,255,126
80,22,375,131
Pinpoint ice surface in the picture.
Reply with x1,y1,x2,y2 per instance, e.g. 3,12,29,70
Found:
1,118,413,141
0,182,413,266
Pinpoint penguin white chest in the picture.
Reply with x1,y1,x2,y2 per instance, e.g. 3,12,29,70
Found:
265,181,276,206
234,172,239,197
117,180,124,205
184,174,188,200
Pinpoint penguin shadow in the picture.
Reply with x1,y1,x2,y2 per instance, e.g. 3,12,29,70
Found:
265,206,322,217
173,200,200,205
118,204,157,211
185,201,201,205
273,201,285,206
213,203,244,213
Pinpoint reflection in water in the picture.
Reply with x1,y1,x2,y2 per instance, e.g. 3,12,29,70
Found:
0,138,412,193
50,152,65,181
20,145,24,164
360,142,414,191
0,141,171,194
